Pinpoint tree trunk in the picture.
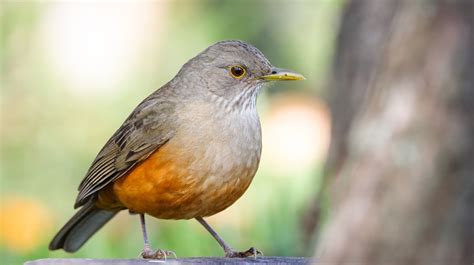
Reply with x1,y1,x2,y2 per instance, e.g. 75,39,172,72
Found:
315,0,474,264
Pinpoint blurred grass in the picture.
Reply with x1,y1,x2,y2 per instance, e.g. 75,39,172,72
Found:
0,0,342,263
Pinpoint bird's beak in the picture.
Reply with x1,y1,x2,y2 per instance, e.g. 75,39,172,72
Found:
260,68,305,81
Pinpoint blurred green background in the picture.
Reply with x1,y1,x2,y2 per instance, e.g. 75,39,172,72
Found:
0,1,342,264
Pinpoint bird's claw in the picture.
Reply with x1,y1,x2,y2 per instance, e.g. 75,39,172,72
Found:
225,247,263,259
140,246,177,260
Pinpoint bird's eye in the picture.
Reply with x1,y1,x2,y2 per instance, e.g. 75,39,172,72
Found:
229,65,246,79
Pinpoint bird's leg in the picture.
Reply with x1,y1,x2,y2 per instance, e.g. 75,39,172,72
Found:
196,217,262,258
139,214,176,259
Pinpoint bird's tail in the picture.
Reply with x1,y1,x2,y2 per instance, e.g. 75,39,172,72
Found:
49,200,118,252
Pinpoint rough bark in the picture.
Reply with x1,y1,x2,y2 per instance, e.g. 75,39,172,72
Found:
315,0,474,264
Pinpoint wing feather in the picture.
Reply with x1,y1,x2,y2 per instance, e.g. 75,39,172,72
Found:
74,91,176,208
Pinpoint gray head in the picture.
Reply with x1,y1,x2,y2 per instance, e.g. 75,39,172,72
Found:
173,40,304,110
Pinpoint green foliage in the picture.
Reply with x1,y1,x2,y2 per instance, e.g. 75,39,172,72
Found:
0,0,342,261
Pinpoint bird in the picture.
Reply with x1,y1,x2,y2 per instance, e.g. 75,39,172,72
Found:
49,40,305,258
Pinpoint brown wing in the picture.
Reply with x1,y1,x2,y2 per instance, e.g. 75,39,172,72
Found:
74,91,177,208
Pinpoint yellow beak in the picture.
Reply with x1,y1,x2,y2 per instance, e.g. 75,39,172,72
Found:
260,68,305,81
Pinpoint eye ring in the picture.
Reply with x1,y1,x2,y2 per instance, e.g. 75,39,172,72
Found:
229,65,246,79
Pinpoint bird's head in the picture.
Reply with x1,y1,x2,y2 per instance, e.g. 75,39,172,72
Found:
175,40,305,110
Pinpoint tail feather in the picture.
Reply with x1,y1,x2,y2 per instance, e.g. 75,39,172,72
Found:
49,201,118,252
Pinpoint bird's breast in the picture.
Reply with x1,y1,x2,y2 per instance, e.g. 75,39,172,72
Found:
112,104,262,219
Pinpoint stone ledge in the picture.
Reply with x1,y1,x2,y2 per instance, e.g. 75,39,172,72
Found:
25,257,311,265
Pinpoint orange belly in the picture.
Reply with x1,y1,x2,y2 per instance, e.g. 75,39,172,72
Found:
108,140,258,219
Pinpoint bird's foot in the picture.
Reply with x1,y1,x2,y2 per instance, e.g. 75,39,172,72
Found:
225,247,263,258
140,246,177,260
